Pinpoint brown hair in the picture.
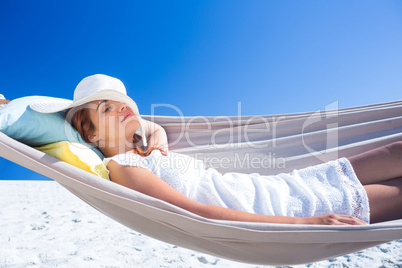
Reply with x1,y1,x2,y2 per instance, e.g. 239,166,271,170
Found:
65,104,159,157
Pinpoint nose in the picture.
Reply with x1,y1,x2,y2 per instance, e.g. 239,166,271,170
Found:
118,102,127,112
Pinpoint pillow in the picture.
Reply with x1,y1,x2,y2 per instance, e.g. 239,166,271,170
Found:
0,96,103,158
36,141,109,180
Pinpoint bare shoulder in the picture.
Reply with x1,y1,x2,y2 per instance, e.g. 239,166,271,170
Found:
107,159,154,182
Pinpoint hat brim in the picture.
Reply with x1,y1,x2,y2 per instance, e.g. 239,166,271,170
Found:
30,90,139,115
29,97,74,113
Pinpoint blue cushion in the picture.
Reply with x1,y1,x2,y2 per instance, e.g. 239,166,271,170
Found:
0,96,104,158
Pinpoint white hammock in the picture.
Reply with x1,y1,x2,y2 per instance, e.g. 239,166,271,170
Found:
1,100,402,265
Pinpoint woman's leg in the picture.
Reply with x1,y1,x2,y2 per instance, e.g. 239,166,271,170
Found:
348,141,402,185
348,141,402,223
364,178,402,223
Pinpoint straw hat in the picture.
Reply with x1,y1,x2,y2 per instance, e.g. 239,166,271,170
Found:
30,74,147,145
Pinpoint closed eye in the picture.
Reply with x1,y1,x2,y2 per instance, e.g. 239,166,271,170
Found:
103,103,115,113
104,105,111,113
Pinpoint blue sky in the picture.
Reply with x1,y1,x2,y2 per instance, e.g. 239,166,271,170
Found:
1,0,402,180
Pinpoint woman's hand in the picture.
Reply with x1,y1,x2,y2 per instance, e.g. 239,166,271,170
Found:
147,137,168,156
298,213,367,225
142,119,169,155
152,144,169,156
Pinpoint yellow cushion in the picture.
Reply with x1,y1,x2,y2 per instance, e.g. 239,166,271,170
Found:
36,141,109,180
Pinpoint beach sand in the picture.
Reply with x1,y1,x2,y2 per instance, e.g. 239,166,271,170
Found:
0,180,401,268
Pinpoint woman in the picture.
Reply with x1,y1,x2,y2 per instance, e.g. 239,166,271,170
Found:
33,75,402,226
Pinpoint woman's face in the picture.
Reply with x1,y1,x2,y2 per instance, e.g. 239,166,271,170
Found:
86,100,141,148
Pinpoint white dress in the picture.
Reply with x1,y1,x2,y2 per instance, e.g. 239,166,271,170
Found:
104,150,370,223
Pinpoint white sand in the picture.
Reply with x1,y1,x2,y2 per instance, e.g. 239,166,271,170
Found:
0,181,401,268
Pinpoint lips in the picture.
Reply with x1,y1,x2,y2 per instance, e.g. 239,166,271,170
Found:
122,112,133,122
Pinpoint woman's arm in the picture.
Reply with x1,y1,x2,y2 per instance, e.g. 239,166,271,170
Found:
141,119,168,154
107,161,366,225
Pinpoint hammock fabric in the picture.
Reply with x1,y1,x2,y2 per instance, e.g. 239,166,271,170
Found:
1,100,402,265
